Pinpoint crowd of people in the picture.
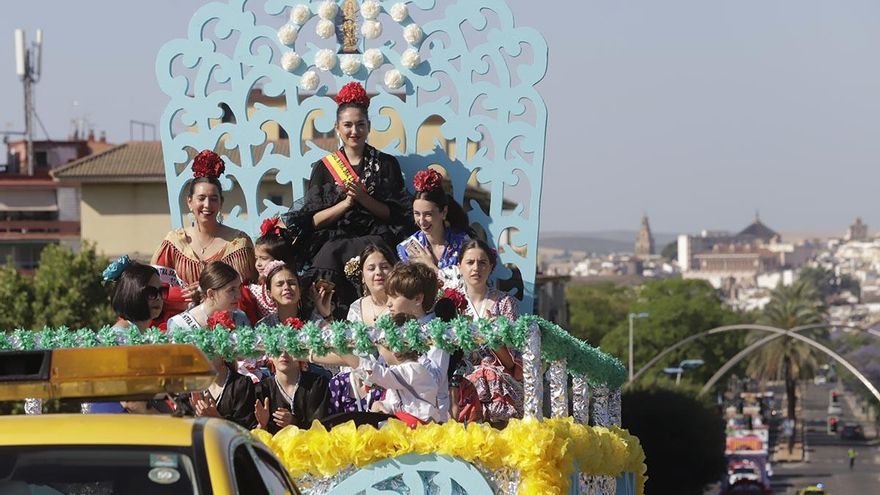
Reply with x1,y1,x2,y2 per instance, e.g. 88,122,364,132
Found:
95,82,522,431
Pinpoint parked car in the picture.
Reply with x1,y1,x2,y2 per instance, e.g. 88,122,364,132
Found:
839,423,865,441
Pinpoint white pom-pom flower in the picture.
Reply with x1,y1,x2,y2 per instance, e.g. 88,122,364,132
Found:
315,49,337,71
277,24,299,46
361,20,382,40
361,0,381,20
340,55,362,76
299,70,319,91
384,69,405,89
390,3,409,23
400,48,420,69
281,51,302,72
290,4,311,25
403,24,423,45
316,19,335,39
362,48,385,71
318,0,338,20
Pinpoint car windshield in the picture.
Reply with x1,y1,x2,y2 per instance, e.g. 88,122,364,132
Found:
0,446,199,495
733,467,756,474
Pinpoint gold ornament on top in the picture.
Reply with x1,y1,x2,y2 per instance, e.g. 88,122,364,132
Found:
340,0,360,54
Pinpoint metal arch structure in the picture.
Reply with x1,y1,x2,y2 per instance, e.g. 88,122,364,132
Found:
699,328,880,401
628,323,879,385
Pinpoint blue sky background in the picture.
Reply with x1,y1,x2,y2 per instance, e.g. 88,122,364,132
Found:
3,1,879,235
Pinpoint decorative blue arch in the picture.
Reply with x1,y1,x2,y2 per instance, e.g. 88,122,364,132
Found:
326,453,495,494
155,0,548,308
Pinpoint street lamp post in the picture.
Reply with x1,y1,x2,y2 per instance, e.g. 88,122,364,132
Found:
628,312,649,382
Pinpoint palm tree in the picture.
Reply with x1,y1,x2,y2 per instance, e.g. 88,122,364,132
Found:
747,280,826,421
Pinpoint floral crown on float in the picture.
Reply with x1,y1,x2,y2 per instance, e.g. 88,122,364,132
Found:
259,216,284,238
102,255,132,283
261,260,288,280
413,168,443,193
334,81,370,109
192,150,225,179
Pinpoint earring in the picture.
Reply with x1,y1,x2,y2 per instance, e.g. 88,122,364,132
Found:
217,213,223,224
190,212,195,228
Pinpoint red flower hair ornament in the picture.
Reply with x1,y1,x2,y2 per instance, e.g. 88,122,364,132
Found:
192,150,226,179
207,310,236,330
442,288,468,314
335,82,370,109
284,317,305,329
260,217,283,237
413,169,443,193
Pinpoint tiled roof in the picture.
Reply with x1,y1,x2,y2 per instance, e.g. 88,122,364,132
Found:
52,141,164,182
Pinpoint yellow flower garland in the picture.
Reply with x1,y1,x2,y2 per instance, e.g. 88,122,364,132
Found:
252,418,647,495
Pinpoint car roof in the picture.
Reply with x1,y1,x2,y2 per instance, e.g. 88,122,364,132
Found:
0,414,243,448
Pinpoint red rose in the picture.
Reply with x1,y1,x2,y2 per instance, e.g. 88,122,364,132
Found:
207,310,236,330
334,82,370,108
413,169,443,193
260,217,282,237
192,150,225,179
443,288,468,313
284,317,305,329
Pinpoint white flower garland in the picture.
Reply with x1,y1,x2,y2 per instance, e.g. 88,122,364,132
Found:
400,48,420,69
384,69,405,89
361,19,382,40
277,24,299,46
315,49,337,71
318,0,338,20
361,0,381,20
281,51,302,72
403,23,423,45
340,55,362,76
390,2,409,23
290,4,311,25
299,70,319,91
363,48,385,71
316,19,335,39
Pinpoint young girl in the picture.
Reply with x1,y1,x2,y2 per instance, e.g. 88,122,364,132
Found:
241,217,298,323
166,261,250,330
337,313,444,425
397,168,470,270
254,351,330,434
256,261,334,326
346,244,397,325
102,256,165,331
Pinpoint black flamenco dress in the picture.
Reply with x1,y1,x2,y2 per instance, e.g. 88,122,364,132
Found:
255,370,331,434
285,144,414,318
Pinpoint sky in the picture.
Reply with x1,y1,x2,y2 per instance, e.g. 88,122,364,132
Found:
3,1,880,236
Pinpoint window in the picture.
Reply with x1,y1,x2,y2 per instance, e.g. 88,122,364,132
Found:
34,151,48,168
253,448,298,494
232,445,270,495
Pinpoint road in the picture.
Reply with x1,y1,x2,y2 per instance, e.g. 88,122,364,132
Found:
769,382,879,494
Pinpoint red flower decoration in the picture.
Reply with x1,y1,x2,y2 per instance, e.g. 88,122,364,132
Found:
260,217,282,237
284,317,305,329
207,310,236,330
192,150,225,179
334,82,370,108
413,169,443,193
443,288,468,313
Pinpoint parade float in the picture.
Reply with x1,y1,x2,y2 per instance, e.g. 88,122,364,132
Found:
3,1,646,493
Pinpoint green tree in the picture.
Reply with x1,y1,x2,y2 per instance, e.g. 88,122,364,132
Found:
30,243,115,330
600,278,745,385
661,241,677,261
798,266,861,302
747,280,825,420
0,259,34,330
622,384,726,495
565,282,634,345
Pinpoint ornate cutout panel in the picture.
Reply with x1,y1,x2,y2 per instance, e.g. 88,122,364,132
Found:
156,0,548,307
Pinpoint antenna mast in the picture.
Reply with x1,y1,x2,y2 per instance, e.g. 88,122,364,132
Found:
14,28,42,176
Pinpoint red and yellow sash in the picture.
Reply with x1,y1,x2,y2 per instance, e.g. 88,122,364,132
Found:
321,150,360,188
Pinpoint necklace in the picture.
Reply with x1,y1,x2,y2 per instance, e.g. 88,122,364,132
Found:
367,296,387,324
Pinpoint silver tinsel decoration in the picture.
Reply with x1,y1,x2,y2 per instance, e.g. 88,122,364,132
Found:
584,475,617,495
609,389,622,426
522,322,543,419
24,398,42,415
571,374,590,424
81,402,92,414
478,466,520,495
295,466,358,495
548,359,568,418
590,384,611,427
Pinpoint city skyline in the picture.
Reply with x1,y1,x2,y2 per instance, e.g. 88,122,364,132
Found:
3,1,880,234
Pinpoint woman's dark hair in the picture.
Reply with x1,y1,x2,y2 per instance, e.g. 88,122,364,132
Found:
336,102,369,122
457,239,497,269
265,262,299,289
256,229,297,266
414,188,471,234
187,177,224,201
111,262,159,322
193,261,240,305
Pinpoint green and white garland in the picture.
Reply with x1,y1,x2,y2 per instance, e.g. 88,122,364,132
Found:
0,316,627,388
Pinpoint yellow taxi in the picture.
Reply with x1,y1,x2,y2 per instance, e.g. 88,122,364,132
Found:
799,484,828,495
0,345,300,494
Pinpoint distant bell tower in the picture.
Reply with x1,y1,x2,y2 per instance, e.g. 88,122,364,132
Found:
635,214,655,257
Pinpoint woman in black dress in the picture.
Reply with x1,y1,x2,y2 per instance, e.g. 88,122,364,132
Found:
254,352,330,433
285,82,414,318
191,358,257,430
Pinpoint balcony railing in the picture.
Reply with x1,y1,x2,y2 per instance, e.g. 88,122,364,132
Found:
0,220,80,239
